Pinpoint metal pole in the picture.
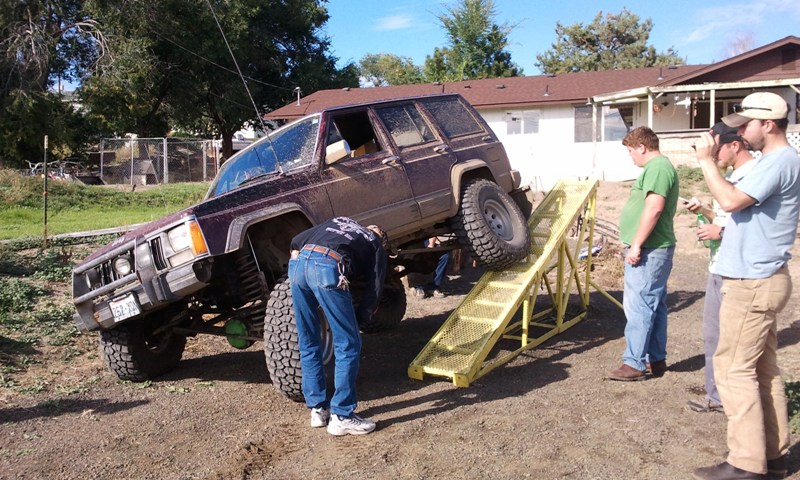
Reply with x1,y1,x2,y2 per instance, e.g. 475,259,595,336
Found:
163,137,169,184
202,141,208,181
100,138,105,181
43,135,48,248
130,139,134,186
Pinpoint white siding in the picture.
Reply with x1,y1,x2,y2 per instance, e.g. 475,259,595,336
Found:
480,106,641,192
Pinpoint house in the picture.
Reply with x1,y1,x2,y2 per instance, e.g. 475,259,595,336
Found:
267,36,800,191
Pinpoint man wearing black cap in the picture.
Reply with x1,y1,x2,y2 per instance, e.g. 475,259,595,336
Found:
288,217,388,436
692,92,799,480
684,122,755,415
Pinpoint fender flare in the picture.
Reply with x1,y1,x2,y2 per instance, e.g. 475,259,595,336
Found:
225,202,313,252
449,160,495,212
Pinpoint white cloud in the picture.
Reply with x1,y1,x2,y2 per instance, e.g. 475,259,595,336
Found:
374,14,415,31
684,1,800,46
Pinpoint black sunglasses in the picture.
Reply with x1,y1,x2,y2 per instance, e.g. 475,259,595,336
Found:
732,103,772,113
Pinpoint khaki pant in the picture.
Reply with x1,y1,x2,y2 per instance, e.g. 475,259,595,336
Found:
714,266,791,474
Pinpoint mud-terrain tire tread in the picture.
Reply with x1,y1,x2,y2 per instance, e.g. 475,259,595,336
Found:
263,276,305,402
450,178,530,270
359,276,407,334
99,323,186,381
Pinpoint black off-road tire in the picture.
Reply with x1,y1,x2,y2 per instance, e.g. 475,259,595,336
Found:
359,277,407,334
451,178,531,270
263,276,334,402
99,322,186,381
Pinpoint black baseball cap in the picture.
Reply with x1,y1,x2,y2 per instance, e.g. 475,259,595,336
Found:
710,121,742,145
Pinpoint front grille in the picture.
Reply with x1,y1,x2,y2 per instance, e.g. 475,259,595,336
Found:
150,237,168,270
87,249,134,288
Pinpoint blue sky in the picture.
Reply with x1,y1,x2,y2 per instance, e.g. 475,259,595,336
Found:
323,0,800,75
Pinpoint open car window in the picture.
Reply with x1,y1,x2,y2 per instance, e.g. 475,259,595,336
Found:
207,115,320,198
326,110,382,160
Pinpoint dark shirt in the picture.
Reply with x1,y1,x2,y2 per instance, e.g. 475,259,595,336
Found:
291,217,387,319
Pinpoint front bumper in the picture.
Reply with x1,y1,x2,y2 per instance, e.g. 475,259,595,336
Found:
72,235,208,333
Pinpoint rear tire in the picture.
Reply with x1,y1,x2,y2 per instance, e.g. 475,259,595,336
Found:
451,178,530,270
99,321,186,381
358,276,407,334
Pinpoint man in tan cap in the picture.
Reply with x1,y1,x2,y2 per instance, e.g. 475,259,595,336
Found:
692,91,799,480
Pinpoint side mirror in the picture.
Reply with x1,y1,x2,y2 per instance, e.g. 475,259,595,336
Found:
325,140,351,165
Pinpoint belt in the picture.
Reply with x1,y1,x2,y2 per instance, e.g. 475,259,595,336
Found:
301,244,342,262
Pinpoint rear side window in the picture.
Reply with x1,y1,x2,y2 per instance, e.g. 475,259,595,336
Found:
421,98,483,138
376,104,436,148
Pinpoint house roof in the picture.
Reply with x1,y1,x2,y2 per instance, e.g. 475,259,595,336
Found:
267,65,704,121
658,35,800,86
267,35,800,121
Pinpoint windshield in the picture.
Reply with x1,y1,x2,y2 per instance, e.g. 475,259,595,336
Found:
206,115,321,198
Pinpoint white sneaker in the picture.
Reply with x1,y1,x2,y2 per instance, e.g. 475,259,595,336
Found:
326,413,376,436
310,407,330,428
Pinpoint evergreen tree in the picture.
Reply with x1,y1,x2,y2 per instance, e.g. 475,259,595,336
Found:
535,8,683,74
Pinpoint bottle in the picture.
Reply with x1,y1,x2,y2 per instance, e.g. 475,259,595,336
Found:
696,213,721,250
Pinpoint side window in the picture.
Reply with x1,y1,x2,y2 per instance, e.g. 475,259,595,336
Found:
421,98,483,138
376,104,436,148
327,110,382,159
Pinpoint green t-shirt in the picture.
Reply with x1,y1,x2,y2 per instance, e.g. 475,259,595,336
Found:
619,155,679,248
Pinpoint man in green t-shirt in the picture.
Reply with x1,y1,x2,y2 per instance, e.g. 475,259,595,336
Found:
608,127,679,382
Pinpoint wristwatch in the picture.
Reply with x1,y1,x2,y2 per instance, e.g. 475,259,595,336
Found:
719,227,725,239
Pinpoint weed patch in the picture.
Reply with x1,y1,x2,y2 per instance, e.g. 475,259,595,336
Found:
787,380,800,434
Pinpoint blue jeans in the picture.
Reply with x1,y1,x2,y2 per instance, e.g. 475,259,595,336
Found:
289,248,361,417
426,253,449,290
622,245,674,371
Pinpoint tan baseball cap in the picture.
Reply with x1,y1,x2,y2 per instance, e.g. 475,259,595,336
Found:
722,91,789,127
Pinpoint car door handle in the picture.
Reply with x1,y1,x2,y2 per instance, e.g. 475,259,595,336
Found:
433,144,449,153
382,156,400,166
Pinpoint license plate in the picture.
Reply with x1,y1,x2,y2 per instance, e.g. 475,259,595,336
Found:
109,293,141,322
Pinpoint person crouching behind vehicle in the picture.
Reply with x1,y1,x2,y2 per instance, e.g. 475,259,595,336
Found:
288,217,388,436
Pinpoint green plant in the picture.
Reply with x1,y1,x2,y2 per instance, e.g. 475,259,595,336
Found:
786,380,800,434
676,164,710,197
0,278,45,314
31,248,74,282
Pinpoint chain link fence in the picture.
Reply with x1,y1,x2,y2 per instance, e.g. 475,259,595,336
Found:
98,138,220,185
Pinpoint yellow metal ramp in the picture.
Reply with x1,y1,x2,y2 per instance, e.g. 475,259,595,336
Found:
408,179,620,387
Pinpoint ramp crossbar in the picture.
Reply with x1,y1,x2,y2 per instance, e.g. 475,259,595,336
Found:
408,179,620,387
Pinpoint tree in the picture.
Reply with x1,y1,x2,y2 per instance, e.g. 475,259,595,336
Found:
358,53,423,87
724,33,755,59
535,8,683,75
81,0,357,160
423,0,521,82
0,0,102,167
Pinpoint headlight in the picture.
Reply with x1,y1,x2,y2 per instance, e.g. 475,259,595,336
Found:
166,218,209,267
113,255,133,276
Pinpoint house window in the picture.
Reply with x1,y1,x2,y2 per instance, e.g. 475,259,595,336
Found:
574,105,633,142
574,106,595,143
506,110,540,135
603,105,633,142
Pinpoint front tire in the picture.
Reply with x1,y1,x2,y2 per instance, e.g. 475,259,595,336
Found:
450,178,530,270
263,275,333,402
99,321,186,381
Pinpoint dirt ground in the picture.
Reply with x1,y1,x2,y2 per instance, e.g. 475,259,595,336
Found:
1,181,799,479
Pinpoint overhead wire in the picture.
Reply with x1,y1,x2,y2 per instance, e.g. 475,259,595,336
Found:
203,0,281,169
147,28,295,93
203,0,267,132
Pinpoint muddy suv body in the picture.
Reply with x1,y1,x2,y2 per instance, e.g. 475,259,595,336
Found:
71,93,531,399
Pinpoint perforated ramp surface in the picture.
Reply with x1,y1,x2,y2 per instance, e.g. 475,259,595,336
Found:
408,179,598,386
